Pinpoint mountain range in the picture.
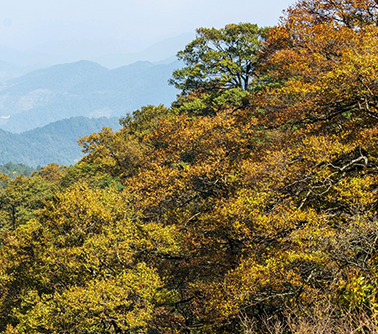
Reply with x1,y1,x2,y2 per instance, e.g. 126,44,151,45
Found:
0,59,180,133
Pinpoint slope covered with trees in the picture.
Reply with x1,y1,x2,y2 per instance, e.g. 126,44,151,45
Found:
0,116,120,167
1,1,378,333
0,162,36,178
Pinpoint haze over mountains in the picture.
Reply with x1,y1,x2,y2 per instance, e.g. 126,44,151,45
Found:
0,34,190,166
0,33,193,75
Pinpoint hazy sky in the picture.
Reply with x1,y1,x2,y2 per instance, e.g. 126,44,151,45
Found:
0,0,295,51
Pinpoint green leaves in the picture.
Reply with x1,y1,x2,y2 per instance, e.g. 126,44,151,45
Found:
170,23,267,95
0,174,55,233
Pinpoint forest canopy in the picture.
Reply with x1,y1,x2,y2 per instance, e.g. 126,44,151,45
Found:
169,23,267,93
1,1,378,333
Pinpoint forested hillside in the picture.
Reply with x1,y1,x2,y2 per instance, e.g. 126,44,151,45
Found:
0,116,120,166
1,0,378,333
0,162,35,177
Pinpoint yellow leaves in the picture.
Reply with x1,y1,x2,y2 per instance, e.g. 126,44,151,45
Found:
3,325,19,334
41,183,126,235
42,263,162,332
262,1,378,127
208,248,321,316
140,222,181,256
149,108,250,165
331,175,377,209
20,268,159,332
299,135,352,164
0,179,184,333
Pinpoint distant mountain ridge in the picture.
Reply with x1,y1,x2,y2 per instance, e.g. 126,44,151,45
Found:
0,33,193,70
0,116,121,167
0,59,180,132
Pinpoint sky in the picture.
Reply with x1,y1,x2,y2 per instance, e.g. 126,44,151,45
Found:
0,0,295,51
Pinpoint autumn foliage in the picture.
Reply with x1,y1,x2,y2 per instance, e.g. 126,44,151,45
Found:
1,0,378,333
